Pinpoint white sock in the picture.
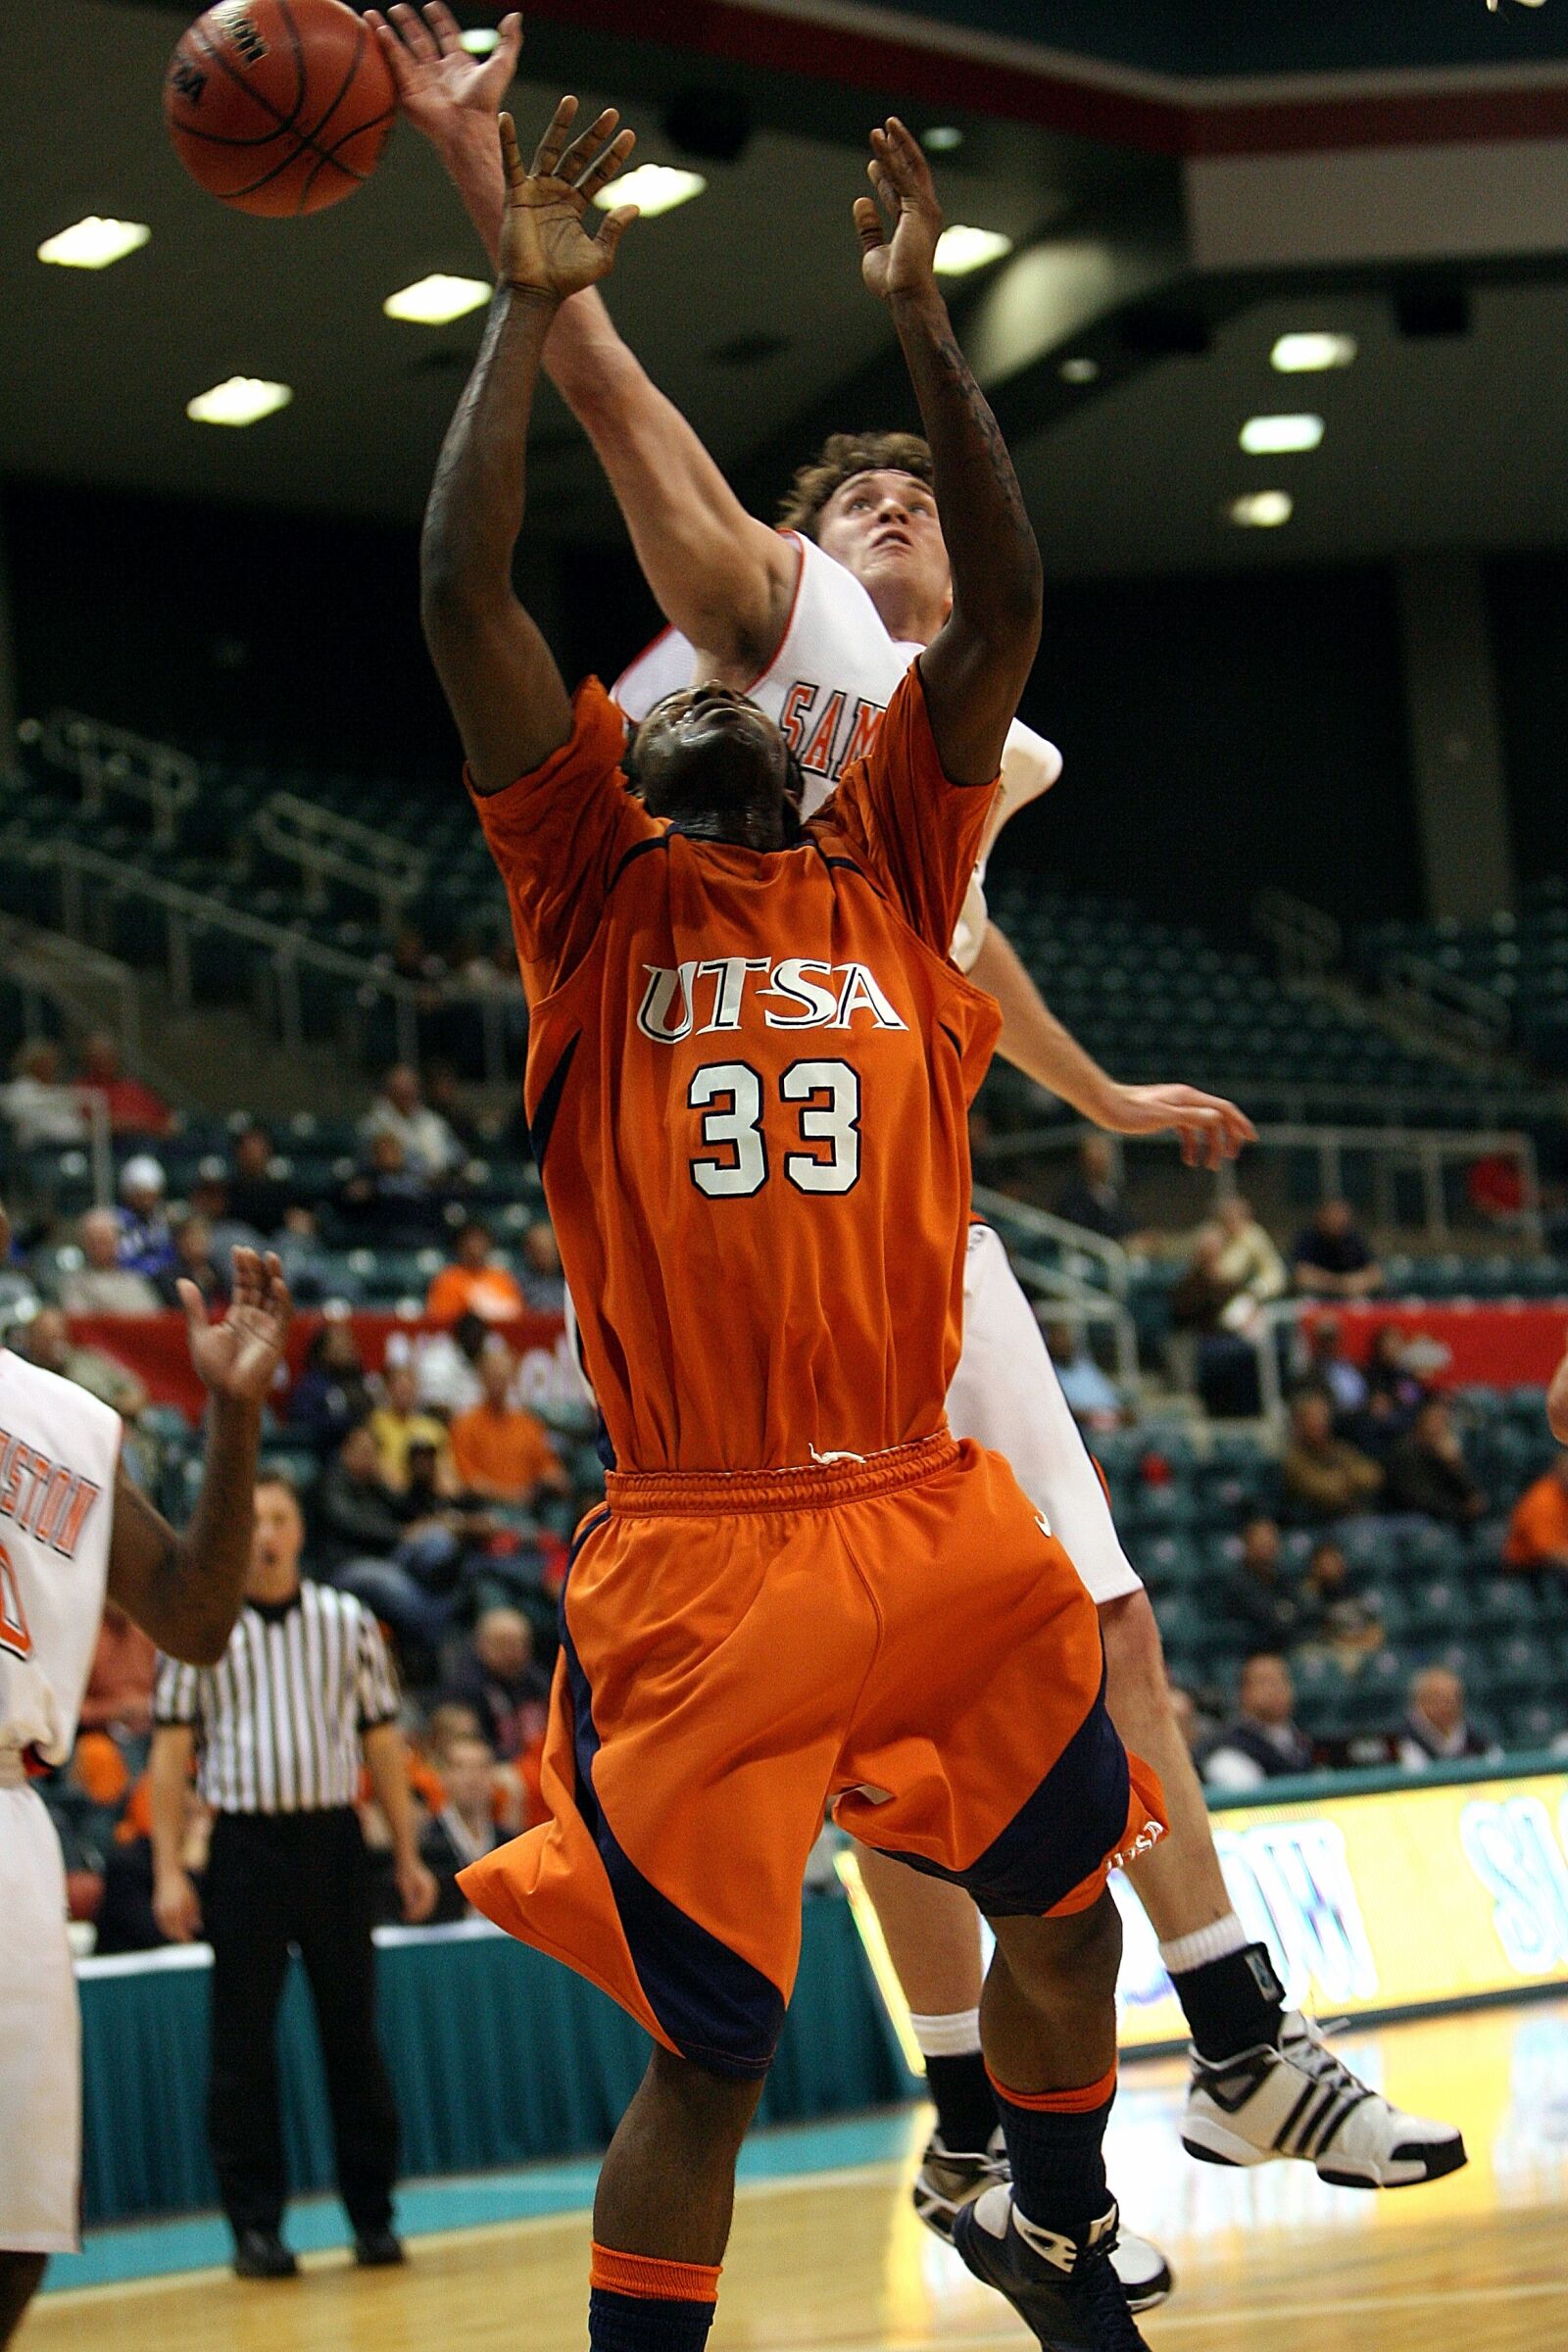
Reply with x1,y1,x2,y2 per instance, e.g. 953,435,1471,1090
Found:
1157,1912,1250,1976
908,2007,983,2059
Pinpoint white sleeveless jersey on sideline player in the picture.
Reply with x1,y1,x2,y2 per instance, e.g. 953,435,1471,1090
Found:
0,1347,122,2257
612,531,1062,975
611,533,1143,1611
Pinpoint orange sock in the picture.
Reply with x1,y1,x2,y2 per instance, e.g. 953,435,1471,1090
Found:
589,2244,720,2349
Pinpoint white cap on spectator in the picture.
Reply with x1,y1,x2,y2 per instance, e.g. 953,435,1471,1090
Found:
120,1154,166,1198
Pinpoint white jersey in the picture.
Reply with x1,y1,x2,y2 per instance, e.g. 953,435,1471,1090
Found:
0,1349,121,1766
612,530,1061,973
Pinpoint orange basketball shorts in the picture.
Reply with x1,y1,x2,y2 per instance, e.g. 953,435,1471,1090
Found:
460,1428,1165,2079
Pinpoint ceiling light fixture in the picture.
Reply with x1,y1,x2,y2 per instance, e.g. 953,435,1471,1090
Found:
1059,356,1100,384
1240,413,1324,456
458,26,501,54
1271,331,1357,373
921,125,964,153
934,225,1013,276
1228,490,1294,529
186,376,292,428
594,164,706,219
37,217,150,270
383,272,491,324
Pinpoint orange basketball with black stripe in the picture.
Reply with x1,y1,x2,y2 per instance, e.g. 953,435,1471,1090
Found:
165,0,397,217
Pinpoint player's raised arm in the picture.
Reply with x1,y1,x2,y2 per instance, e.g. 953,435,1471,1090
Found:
372,3,795,679
857,120,1043,785
107,1249,291,1664
420,104,639,792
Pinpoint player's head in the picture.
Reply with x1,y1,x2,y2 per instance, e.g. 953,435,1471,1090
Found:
249,1472,305,1598
779,430,949,637
625,682,804,849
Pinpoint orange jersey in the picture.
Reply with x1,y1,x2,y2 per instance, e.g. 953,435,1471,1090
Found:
473,665,1000,1474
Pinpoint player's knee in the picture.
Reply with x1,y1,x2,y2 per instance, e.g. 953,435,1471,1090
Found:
1099,1588,1169,1722
991,1887,1122,2009
648,2043,766,2147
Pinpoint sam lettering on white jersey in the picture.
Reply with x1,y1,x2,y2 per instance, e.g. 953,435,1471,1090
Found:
612,530,1062,974
0,1350,121,1766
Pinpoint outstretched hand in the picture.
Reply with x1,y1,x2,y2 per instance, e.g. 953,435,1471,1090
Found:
366,3,523,145
497,102,639,299
179,1249,292,1408
1096,1083,1257,1173
854,116,944,303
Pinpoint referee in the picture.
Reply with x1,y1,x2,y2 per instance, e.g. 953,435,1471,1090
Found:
149,1472,436,2278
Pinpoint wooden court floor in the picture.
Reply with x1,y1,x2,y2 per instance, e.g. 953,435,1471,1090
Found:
30,2000,1568,2352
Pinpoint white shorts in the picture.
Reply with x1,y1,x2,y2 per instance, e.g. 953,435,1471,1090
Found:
0,1783,81,2253
948,1223,1143,1608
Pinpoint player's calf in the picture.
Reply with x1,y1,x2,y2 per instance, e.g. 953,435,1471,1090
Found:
0,2251,48,2351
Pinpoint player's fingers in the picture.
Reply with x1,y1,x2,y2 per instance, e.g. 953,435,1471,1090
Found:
387,1,440,62
174,1278,210,1343
594,204,639,262
421,0,465,53
555,105,620,179
529,94,578,178
853,194,886,254
563,116,632,196
867,158,899,221
500,111,529,194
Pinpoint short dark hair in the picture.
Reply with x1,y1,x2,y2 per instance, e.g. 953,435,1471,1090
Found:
777,430,935,538
254,1470,300,1504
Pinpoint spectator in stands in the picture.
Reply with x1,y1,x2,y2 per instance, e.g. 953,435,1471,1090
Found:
1044,1321,1124,1431
409,1311,490,1417
1214,1194,1289,1317
1504,1452,1568,1576
449,1341,567,1507
335,1130,451,1248
1385,1395,1486,1527
423,1061,488,1160
1166,1683,1219,1768
79,1030,172,1139
1053,1135,1136,1245
1396,1666,1497,1770
425,1220,524,1327
518,1219,567,1314
368,1357,454,1490
22,1304,147,1423
117,1154,176,1279
418,1731,506,1921
2,1038,87,1148
1202,1654,1316,1790
1224,1517,1303,1650
1280,1387,1383,1523
360,1063,465,1184
59,1206,162,1315
1356,1325,1429,1450
1301,1312,1369,1423
1171,1224,1263,1417
1550,1333,1568,1446
1291,1199,1384,1300
1297,1540,1385,1664
442,1607,551,1760
288,1319,374,1452
157,1215,227,1310
225,1124,297,1239
79,1602,158,1745
315,1423,464,1655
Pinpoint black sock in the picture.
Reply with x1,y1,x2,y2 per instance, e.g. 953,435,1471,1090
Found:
924,2050,1000,2153
1170,1941,1286,2063
993,2081,1114,2232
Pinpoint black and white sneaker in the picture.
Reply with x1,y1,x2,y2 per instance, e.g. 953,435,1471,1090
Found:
913,2134,1172,2312
953,2188,1150,2350
1182,2010,1467,2188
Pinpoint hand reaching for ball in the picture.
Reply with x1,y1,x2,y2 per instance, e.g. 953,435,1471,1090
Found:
496,101,639,300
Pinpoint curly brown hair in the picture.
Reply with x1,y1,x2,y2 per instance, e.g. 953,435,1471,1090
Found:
777,430,935,538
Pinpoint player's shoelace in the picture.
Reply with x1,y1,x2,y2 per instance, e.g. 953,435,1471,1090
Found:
1078,2242,1150,2349
1268,2017,1376,2160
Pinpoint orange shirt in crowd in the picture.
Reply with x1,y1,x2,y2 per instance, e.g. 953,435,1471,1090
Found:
425,1263,526,1326
1504,1471,1568,1568
449,1400,563,1501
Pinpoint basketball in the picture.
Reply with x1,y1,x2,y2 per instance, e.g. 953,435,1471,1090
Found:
164,0,397,217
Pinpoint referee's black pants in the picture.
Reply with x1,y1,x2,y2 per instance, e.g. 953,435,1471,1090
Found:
203,1807,399,2237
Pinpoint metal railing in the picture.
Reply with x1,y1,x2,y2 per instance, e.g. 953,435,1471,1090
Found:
972,1184,1133,1298
24,711,199,848
1253,889,1344,985
253,794,427,928
1241,1122,1543,1246
21,838,521,1085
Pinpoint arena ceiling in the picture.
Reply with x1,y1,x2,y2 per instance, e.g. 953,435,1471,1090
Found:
6,1,1568,580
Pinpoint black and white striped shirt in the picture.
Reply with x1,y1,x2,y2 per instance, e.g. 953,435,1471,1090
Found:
154,1580,401,1814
